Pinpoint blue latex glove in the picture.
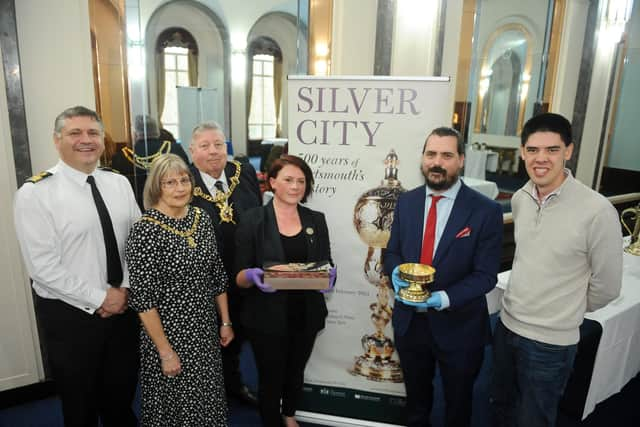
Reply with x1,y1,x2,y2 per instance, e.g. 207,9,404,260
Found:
391,265,409,294
425,292,443,309
320,266,337,294
245,268,276,293
399,291,443,310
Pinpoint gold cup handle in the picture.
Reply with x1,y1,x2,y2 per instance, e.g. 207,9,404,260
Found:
621,206,640,242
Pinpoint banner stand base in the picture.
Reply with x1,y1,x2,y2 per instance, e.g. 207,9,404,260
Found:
296,411,403,427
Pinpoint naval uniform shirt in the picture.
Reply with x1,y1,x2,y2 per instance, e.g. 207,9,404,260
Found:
14,160,141,313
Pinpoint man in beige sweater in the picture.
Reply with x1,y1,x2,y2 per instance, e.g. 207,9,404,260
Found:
490,113,623,427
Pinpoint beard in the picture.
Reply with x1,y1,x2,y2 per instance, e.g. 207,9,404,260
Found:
422,165,460,191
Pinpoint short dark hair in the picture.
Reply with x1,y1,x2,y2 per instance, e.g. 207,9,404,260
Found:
521,113,572,146
423,127,464,154
134,115,160,139
267,154,314,203
54,106,103,135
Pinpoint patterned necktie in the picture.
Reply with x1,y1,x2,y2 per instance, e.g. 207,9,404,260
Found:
87,175,123,287
419,195,444,266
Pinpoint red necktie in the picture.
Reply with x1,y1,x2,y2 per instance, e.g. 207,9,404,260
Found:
420,195,444,266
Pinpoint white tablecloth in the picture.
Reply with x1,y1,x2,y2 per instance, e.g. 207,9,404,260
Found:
487,239,640,419
461,176,500,200
464,148,499,180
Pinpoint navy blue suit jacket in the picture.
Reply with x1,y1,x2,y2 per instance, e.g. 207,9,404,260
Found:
384,181,503,351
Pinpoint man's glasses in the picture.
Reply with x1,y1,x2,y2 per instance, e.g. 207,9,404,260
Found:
161,177,192,189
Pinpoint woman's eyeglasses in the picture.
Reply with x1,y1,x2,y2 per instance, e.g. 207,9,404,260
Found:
161,177,192,189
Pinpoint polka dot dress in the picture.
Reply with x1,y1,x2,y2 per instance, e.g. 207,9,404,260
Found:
126,206,228,426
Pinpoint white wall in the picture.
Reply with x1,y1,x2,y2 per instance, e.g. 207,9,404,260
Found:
16,0,96,174
5,0,96,391
441,0,464,121
391,0,441,76
331,0,377,75
0,46,44,392
139,0,296,38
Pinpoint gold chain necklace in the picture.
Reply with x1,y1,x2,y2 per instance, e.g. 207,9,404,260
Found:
193,160,242,224
122,140,172,170
141,207,202,248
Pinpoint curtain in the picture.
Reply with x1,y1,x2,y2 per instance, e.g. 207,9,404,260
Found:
273,58,283,137
156,51,165,120
155,27,198,118
188,48,198,87
246,55,254,128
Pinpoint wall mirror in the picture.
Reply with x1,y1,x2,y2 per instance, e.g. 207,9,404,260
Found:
88,0,309,206
453,0,562,210
90,0,308,145
464,0,556,149
597,2,640,196
474,25,531,136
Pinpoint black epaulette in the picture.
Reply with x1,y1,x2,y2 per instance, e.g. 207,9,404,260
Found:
99,166,120,174
25,171,53,184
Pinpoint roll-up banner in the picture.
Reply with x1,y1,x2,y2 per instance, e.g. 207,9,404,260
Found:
286,76,451,426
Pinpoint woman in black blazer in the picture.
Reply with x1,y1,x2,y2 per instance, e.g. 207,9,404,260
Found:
235,155,335,427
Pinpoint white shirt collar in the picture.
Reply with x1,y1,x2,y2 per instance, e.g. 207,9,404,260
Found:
532,168,571,204
425,178,462,201
58,160,96,187
200,169,227,193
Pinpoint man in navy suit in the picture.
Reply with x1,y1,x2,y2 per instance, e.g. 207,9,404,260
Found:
384,127,503,427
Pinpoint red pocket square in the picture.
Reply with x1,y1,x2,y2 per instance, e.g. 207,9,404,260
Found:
456,227,471,238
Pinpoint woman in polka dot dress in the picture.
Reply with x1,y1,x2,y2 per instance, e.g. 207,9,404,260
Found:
126,154,233,426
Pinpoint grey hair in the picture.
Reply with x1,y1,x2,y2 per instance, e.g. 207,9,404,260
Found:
54,106,104,136
143,153,194,210
134,115,160,139
191,121,225,141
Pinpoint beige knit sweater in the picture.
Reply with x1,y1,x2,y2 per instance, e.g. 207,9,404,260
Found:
501,172,623,346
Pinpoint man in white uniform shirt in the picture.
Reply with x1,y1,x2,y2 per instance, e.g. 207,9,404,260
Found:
14,106,141,427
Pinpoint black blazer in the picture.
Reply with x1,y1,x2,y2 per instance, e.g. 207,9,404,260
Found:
190,160,262,277
234,201,331,335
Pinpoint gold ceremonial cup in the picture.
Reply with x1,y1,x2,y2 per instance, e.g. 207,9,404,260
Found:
621,203,640,256
397,263,435,303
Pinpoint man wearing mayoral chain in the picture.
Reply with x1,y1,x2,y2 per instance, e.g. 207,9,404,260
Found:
189,121,262,405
